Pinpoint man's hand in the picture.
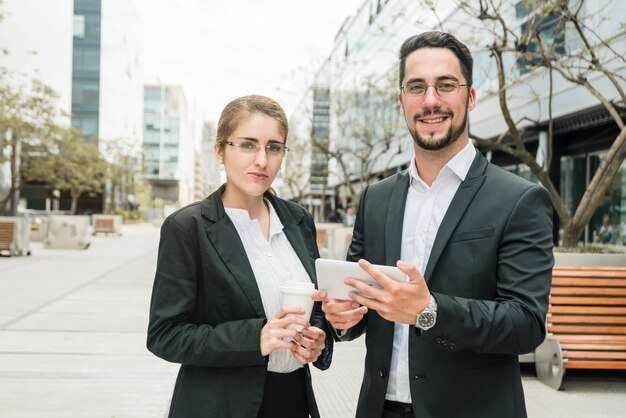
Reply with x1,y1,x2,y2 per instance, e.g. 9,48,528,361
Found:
346,259,430,325
312,290,367,330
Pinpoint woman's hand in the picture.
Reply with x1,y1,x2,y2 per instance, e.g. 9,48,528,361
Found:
260,307,309,357
291,326,326,364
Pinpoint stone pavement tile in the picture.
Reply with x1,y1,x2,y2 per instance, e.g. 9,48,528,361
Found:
0,330,148,355
0,224,178,418
0,375,175,418
311,338,365,418
523,368,626,418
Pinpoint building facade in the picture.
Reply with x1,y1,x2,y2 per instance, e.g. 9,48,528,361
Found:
71,0,101,145
0,0,143,214
288,0,626,245
142,84,195,207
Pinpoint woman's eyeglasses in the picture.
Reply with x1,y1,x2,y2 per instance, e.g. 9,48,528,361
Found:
225,139,289,158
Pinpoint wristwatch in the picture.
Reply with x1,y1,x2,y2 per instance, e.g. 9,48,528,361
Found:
415,294,437,331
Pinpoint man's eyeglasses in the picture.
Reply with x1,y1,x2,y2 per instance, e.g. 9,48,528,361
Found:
225,139,290,158
401,81,468,97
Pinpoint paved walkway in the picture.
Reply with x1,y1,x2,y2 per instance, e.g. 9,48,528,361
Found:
0,223,624,417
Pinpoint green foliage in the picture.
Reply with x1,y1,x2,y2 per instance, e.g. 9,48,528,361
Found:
21,127,109,214
0,75,65,212
112,208,142,221
554,246,625,254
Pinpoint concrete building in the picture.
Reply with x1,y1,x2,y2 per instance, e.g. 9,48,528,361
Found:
287,0,626,244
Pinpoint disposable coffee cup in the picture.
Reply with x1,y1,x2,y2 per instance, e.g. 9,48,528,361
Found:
280,284,315,331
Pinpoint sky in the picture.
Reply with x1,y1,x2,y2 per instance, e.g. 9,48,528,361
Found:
134,0,365,126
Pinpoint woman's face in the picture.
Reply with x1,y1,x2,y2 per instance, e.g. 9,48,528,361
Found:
215,113,286,200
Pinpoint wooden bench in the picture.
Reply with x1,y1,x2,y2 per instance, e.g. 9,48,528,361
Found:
316,228,328,248
535,266,626,389
0,221,16,256
93,218,115,235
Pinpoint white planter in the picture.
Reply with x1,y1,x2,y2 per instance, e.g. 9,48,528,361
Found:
554,252,626,267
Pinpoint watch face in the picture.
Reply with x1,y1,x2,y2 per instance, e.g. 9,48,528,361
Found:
418,312,436,328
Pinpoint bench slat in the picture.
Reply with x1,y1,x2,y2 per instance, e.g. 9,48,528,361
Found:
553,268,626,279
564,360,626,369
550,296,626,306
548,324,626,334
563,350,626,360
552,334,626,343
552,277,626,287
561,343,626,351
549,315,626,325
551,287,626,296
549,306,626,315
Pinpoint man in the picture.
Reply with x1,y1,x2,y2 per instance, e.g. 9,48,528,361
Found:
314,31,553,418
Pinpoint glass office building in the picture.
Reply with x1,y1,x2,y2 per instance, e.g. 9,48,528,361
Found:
289,0,626,244
142,85,194,206
71,0,101,145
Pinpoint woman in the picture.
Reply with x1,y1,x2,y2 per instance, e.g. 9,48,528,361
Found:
147,95,332,418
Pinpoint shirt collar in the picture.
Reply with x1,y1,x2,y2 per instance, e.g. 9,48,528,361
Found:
224,199,285,239
408,140,476,187
266,199,284,238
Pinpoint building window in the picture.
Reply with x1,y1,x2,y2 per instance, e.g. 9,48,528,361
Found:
515,1,566,75
73,15,86,38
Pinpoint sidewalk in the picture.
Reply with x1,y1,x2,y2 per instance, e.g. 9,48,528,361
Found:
0,223,624,417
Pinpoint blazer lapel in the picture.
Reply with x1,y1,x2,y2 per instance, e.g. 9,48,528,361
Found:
267,195,317,284
423,152,488,282
202,186,266,318
385,171,410,265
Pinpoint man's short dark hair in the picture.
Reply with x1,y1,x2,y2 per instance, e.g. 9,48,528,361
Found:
398,31,473,88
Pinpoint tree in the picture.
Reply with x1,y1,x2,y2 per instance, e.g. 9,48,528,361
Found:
316,72,407,207
22,128,108,214
0,75,62,214
446,0,626,247
283,135,313,204
100,139,140,213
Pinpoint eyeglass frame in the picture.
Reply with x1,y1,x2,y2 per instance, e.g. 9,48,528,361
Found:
400,80,469,97
224,137,290,158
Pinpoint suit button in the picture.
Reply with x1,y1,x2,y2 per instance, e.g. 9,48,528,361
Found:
379,367,387,377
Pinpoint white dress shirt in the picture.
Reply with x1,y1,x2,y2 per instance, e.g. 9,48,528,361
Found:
385,141,476,402
225,199,312,373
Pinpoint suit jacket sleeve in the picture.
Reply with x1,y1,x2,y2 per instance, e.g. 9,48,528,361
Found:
428,184,553,354
147,217,268,368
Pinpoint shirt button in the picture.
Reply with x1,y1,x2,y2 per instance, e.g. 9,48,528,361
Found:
266,252,273,257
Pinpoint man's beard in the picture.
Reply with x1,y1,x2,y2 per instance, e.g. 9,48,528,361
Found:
408,105,468,151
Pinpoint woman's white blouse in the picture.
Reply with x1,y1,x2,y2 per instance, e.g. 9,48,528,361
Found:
225,200,313,373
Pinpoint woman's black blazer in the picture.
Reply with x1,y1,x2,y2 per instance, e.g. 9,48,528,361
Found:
147,185,332,418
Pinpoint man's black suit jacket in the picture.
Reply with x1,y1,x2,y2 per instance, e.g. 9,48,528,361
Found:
147,185,332,418
343,151,554,418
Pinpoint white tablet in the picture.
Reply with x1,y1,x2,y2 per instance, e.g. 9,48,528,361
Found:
315,258,407,300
